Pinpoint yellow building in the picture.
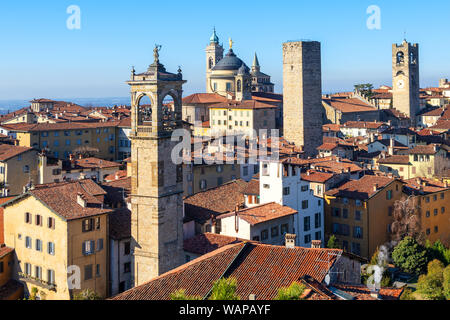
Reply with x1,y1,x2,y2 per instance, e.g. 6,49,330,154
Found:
325,175,404,259
1,179,112,300
0,245,23,300
403,178,450,245
377,155,412,179
0,144,38,196
3,121,120,161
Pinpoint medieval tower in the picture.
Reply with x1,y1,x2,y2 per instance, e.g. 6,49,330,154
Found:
127,46,186,286
206,28,224,93
392,40,420,125
282,41,323,157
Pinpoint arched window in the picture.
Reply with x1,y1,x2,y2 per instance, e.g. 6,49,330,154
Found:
237,80,242,92
410,52,416,64
137,95,152,125
396,51,405,65
208,57,214,70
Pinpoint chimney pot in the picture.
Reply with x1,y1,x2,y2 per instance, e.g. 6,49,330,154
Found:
373,184,379,192
285,233,296,248
311,240,322,249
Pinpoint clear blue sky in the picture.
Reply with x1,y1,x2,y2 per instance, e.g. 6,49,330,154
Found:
0,0,449,100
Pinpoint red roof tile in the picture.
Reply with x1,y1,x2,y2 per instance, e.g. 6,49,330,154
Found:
184,233,246,255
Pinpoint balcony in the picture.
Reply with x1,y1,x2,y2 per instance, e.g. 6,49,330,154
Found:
18,273,57,291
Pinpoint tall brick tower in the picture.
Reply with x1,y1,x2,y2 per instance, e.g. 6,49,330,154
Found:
282,41,323,157
127,46,186,286
392,40,420,125
206,28,224,93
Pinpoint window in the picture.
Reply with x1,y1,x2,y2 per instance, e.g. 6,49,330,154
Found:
355,200,362,207
304,234,311,244
353,226,363,239
435,226,439,233
263,184,270,189
97,239,104,252
217,177,223,186
426,228,431,235
434,209,438,216
0,262,3,274
82,240,95,255
386,190,392,200
96,264,101,277
301,185,308,192
124,262,131,274
48,242,55,255
200,180,207,190
216,165,223,173
442,207,445,214
124,242,131,255
315,231,322,241
351,242,361,256
23,165,30,173
343,198,349,204
271,226,279,238
302,200,308,209
332,208,340,217
35,214,42,226
82,218,94,232
261,230,269,241
355,210,361,221
281,224,289,235
425,197,430,203
35,239,42,252
25,236,32,249
441,193,444,200
25,263,32,276
48,217,55,229
25,212,31,224
433,195,437,201
426,211,430,218
314,213,321,229
35,266,42,280
64,131,70,136
304,216,311,232
47,269,55,285
283,187,290,196
343,208,348,219
84,265,93,280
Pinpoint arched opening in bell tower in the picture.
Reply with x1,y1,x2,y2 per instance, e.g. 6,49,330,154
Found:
396,51,405,65
136,94,153,126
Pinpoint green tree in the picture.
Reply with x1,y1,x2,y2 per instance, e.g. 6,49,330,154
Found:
354,83,375,98
443,265,450,300
392,236,428,275
426,240,450,266
417,260,445,300
327,235,340,249
73,288,102,300
275,282,306,300
209,278,240,300
170,289,201,300
400,288,416,301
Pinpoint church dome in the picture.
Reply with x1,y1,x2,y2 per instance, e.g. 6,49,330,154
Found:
212,49,249,71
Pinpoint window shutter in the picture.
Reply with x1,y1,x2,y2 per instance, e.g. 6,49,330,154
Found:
82,242,86,255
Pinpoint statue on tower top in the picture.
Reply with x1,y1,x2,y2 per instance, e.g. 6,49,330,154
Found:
229,38,233,50
153,44,162,63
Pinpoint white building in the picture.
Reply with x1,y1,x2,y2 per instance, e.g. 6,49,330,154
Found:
259,160,324,248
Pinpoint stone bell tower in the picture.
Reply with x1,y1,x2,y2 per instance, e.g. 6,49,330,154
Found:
392,40,420,125
206,28,224,93
127,45,186,286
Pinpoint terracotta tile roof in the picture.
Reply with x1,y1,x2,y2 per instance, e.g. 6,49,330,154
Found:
101,177,131,207
342,121,387,129
421,106,447,117
211,99,277,110
323,97,377,113
251,92,283,103
309,158,363,174
409,144,441,155
182,93,228,105
104,170,128,182
109,207,131,240
184,179,248,224
403,177,449,195
0,245,14,259
317,143,339,151
0,144,34,162
377,155,410,165
2,120,120,132
375,139,409,149
322,123,341,132
243,178,259,195
4,179,112,221
111,242,344,300
72,157,121,169
325,175,397,200
217,202,297,226
184,233,246,255
301,170,335,183
331,284,403,300
430,119,450,130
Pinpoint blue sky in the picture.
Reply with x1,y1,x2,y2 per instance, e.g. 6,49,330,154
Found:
0,0,449,100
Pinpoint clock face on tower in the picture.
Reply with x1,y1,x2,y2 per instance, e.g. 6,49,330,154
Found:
397,79,405,89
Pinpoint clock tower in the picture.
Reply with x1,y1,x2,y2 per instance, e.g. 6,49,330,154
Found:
206,28,224,93
127,46,186,286
392,40,420,125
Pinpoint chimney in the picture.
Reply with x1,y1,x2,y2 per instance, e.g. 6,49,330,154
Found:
370,289,381,300
373,184,379,192
285,234,296,248
311,240,322,249
388,138,395,156
248,294,256,300
77,193,87,208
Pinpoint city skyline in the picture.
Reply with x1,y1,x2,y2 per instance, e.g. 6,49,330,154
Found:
1,0,449,100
